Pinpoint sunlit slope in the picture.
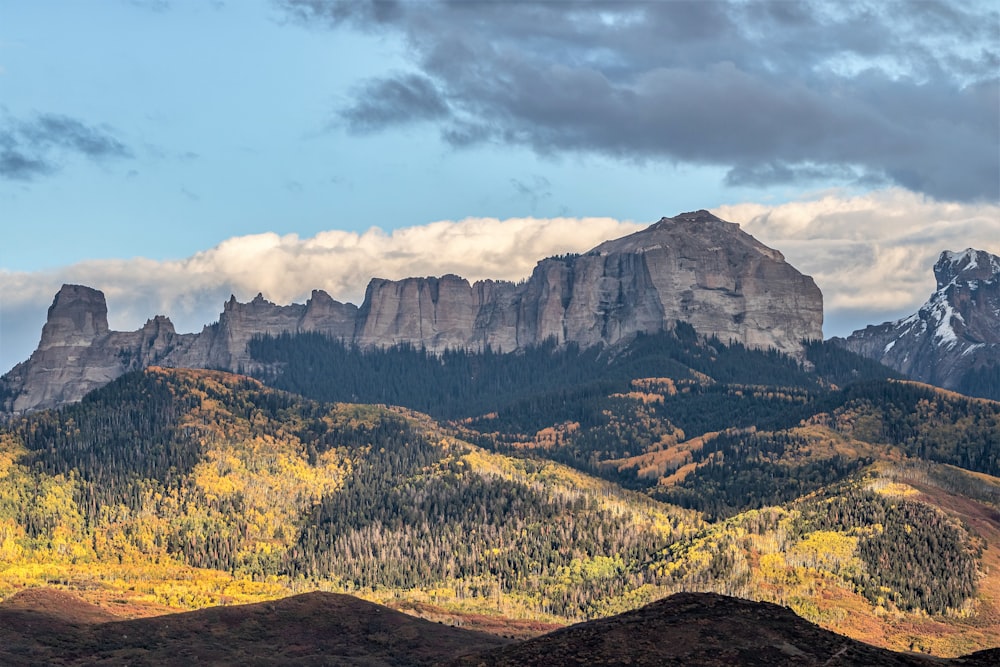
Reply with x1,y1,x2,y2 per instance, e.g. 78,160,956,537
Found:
1,366,998,656
0,367,699,620
650,462,1000,656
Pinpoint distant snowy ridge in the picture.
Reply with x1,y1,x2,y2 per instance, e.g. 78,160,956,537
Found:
836,248,1000,400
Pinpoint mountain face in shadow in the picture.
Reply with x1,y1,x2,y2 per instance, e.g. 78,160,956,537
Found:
451,592,1000,666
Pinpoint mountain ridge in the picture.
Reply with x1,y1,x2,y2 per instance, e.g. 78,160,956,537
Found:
0,588,512,666
1,210,823,413
837,248,1000,400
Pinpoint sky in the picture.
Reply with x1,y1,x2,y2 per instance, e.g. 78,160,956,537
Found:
1,0,998,373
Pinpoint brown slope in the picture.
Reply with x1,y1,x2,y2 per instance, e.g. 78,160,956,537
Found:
0,588,122,666
0,587,120,624
0,590,511,666
891,471,1000,654
450,592,961,667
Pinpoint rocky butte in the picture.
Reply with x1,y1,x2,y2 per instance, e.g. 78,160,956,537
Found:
837,248,1000,394
1,211,824,413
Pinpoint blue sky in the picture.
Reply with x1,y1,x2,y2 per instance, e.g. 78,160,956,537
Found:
2,0,999,371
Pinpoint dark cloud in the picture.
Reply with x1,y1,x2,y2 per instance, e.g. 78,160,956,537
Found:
340,73,449,132
0,147,52,180
278,0,401,27
0,113,132,181
279,0,1000,202
725,162,871,189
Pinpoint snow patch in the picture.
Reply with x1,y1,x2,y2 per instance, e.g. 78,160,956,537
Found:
929,294,963,349
942,248,979,271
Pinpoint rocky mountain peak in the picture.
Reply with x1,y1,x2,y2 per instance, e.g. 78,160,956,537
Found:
598,211,731,253
653,209,725,226
1,285,196,413
139,315,176,340
38,284,110,350
645,210,733,238
224,292,275,313
934,248,1000,288
839,247,1000,397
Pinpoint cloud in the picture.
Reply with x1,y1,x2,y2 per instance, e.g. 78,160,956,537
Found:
714,188,1000,335
0,149,51,179
278,0,1000,202
0,112,132,180
341,73,450,132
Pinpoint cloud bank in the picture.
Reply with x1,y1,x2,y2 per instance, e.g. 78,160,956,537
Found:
3,188,998,373
279,0,999,202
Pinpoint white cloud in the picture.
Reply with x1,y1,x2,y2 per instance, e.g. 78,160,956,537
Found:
714,188,1000,335
3,188,997,372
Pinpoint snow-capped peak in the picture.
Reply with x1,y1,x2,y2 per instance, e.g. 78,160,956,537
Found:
934,248,1000,289
941,248,980,270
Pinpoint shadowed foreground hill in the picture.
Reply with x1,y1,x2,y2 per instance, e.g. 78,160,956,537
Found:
452,593,999,667
2,589,997,666
0,589,510,666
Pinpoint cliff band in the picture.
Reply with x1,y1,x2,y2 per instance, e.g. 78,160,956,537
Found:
2,211,823,413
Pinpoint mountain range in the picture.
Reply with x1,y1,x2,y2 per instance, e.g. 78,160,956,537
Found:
5,213,998,417
1,210,823,414
1,211,999,663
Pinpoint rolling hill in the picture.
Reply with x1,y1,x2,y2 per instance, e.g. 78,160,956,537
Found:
1,588,996,666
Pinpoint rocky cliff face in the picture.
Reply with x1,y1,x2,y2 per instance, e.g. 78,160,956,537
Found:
166,291,359,373
589,211,822,354
0,286,197,413
838,249,1000,395
356,211,822,356
2,211,824,413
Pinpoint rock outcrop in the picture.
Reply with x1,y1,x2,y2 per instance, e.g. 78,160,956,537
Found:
168,291,359,372
837,249,1000,397
355,210,823,355
2,211,824,413
0,286,197,414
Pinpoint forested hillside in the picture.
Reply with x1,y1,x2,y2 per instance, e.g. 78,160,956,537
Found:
0,368,702,620
248,328,1000,513
248,326,895,423
1,363,999,655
